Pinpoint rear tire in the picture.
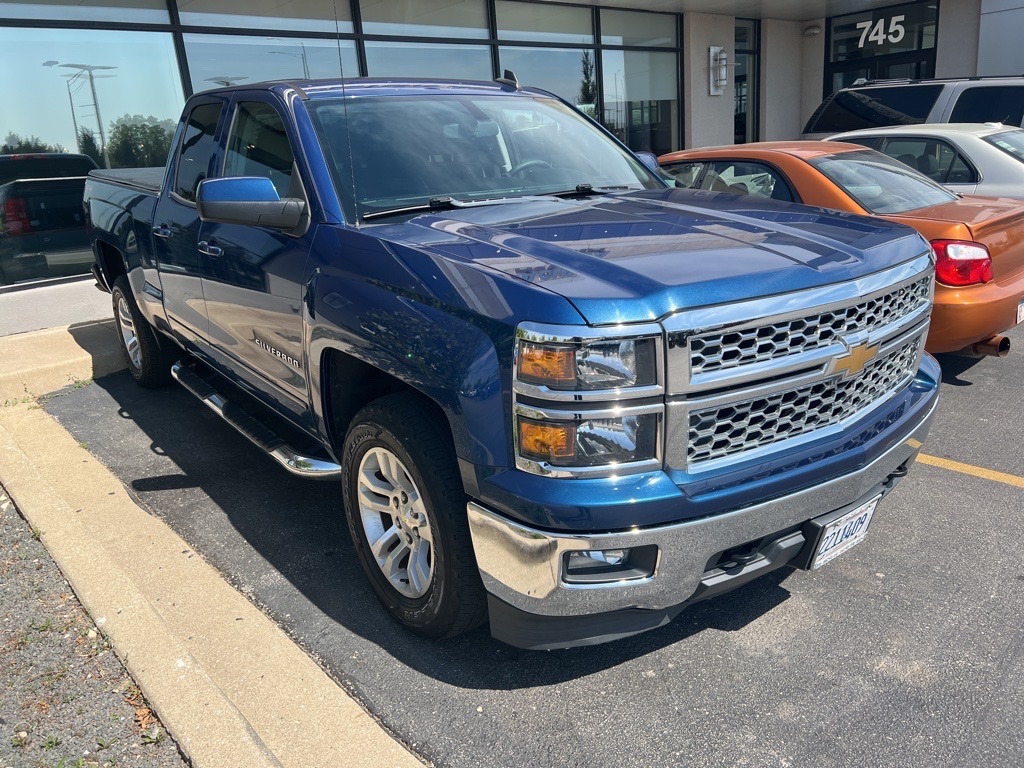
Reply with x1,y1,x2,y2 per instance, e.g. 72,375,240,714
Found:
341,393,487,639
111,275,174,388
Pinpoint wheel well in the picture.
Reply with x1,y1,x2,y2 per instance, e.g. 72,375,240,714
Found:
96,240,126,289
323,348,449,451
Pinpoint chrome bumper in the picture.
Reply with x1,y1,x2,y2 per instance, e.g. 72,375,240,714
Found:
467,397,936,618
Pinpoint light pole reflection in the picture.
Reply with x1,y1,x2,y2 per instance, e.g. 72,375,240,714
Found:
43,60,116,167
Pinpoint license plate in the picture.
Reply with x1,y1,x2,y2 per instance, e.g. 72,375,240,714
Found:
811,495,881,570
1017,300,1024,326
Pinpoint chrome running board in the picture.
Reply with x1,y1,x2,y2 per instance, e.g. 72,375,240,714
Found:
171,360,342,479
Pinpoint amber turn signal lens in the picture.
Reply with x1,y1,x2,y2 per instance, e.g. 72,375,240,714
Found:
518,342,576,387
518,418,577,462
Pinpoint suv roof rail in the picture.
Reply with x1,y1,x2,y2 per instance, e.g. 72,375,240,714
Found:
849,74,1024,88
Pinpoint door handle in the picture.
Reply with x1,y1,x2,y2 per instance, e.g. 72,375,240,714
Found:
152,224,171,239
198,240,223,258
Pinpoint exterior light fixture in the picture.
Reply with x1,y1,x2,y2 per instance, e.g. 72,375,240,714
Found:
803,24,823,37
709,46,729,96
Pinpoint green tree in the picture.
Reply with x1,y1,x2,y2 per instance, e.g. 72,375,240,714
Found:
106,115,175,168
1,132,65,154
578,51,597,109
78,128,103,166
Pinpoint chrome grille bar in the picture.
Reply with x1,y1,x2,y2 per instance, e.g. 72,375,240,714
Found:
689,275,931,376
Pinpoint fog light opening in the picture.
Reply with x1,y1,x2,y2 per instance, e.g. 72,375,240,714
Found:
562,545,658,585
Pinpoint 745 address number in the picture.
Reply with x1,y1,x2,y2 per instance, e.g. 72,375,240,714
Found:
856,15,906,48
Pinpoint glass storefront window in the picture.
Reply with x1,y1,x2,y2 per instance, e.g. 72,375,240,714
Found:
0,0,168,24
364,42,491,79
2,27,184,166
734,19,758,145
498,47,598,109
177,0,352,34
495,1,593,45
359,0,488,39
1,27,184,286
600,9,676,48
184,34,359,91
600,50,678,154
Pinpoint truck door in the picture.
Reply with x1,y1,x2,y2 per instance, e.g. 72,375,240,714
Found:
153,97,227,343
198,97,311,415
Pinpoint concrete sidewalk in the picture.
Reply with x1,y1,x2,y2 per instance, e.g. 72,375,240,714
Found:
0,322,426,768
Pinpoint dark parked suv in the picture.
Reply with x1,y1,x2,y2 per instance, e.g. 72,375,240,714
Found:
803,76,1024,139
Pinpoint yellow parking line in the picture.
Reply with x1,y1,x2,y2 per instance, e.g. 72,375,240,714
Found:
917,453,1024,489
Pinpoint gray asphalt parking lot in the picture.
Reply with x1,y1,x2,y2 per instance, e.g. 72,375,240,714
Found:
37,322,1024,768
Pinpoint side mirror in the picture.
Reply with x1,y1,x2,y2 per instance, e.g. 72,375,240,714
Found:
634,151,660,173
197,177,306,230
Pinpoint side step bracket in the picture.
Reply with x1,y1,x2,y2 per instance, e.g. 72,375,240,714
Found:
171,360,342,480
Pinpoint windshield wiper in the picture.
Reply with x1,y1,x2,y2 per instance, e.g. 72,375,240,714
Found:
363,195,522,221
546,184,635,198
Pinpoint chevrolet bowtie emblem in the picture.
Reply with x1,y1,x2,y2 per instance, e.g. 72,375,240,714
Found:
834,341,879,378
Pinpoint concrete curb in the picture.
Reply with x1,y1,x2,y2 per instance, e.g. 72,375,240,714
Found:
0,320,126,402
0,393,426,766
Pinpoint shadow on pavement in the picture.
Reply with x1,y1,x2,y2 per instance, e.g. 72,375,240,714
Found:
53,372,795,690
933,352,985,387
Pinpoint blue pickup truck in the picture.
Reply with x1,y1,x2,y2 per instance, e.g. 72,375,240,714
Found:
85,78,940,649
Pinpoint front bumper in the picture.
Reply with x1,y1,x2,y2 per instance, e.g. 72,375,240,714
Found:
468,393,938,649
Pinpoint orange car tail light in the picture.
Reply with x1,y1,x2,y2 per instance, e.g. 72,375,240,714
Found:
931,240,993,287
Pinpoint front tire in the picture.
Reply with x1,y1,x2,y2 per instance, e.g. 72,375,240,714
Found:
341,393,486,639
111,275,173,388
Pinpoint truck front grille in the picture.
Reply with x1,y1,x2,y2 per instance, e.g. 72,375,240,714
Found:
687,337,921,464
689,275,931,376
662,254,934,472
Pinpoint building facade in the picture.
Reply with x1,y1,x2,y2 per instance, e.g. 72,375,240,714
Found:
0,0,993,286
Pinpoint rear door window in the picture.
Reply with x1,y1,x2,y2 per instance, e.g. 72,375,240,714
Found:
806,85,943,133
702,161,796,201
949,86,1024,126
659,161,705,188
173,102,223,203
876,137,976,183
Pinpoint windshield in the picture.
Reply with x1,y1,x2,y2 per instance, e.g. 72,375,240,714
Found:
307,92,662,219
808,149,957,214
983,129,1024,165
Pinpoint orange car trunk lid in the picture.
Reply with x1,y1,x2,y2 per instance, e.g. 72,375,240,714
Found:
894,196,1024,284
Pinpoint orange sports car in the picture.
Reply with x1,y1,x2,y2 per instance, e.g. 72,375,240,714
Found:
658,142,1024,356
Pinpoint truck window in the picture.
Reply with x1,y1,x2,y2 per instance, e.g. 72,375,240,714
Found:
805,85,942,134
224,101,295,198
949,86,1024,126
173,102,222,203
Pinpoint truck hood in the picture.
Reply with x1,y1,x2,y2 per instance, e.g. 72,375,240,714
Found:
373,188,928,326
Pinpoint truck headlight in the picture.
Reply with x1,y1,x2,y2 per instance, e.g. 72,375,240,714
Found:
513,322,664,477
517,338,657,391
517,411,659,467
